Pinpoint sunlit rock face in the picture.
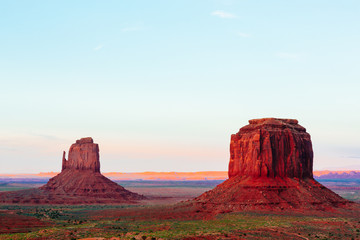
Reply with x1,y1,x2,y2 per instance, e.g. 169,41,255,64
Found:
40,137,145,202
62,137,100,172
0,137,145,204
189,118,355,213
229,118,313,179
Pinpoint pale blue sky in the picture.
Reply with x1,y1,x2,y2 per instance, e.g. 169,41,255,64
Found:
1,0,359,173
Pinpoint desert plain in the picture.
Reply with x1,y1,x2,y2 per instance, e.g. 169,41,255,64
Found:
0,177,360,239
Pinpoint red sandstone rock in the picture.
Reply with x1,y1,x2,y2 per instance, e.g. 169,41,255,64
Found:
229,118,313,179
0,137,145,204
62,137,100,172
189,118,356,213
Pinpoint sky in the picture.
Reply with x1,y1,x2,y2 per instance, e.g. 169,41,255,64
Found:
0,0,359,173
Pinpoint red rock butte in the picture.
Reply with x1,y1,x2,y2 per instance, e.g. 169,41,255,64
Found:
62,137,100,172
188,118,356,213
0,137,145,204
229,118,313,179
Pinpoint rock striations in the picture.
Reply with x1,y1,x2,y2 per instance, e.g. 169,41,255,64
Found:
61,137,100,172
189,118,355,213
229,118,313,179
0,137,145,204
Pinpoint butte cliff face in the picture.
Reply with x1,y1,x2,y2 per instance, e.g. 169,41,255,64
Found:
189,118,354,213
0,137,145,204
228,118,313,179
62,137,100,172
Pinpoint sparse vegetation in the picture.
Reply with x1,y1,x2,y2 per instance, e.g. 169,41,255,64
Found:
1,179,359,239
0,205,359,240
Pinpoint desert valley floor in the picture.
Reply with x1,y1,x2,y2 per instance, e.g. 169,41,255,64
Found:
1,178,360,240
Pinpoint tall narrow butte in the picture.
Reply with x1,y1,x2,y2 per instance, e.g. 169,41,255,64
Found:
61,137,100,172
0,137,145,204
190,118,355,213
39,137,145,203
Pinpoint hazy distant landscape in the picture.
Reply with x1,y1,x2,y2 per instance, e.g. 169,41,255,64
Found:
1,173,360,203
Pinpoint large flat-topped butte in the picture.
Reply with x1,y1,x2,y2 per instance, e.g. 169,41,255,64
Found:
187,118,355,213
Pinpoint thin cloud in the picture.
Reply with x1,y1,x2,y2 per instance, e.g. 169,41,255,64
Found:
121,27,141,32
94,44,104,51
0,146,17,152
215,0,236,6
30,133,62,141
275,52,301,60
237,32,251,38
211,10,237,19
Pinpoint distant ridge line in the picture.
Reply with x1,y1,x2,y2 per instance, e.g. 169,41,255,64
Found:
0,170,359,180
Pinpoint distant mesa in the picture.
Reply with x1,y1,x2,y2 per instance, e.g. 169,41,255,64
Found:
0,137,145,204
188,118,356,213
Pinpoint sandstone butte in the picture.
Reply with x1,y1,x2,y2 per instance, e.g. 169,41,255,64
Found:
0,137,145,204
185,118,357,213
